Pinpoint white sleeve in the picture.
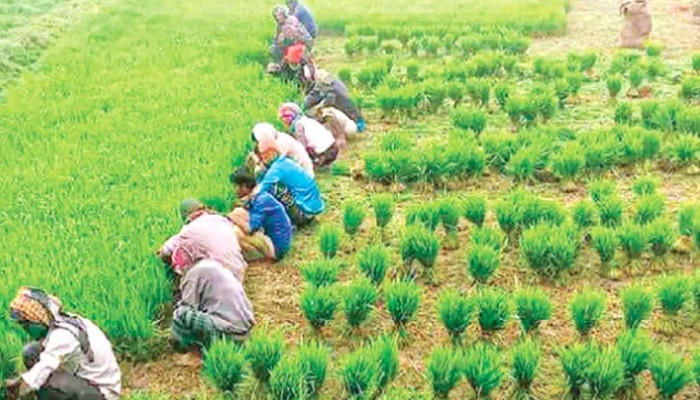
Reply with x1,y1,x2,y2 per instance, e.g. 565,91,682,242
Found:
160,234,180,257
21,330,80,390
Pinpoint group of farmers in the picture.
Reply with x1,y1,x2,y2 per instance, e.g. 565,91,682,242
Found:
3,1,364,399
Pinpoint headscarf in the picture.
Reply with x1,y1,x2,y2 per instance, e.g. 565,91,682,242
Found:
272,5,288,25
9,287,59,326
252,123,281,153
10,287,94,360
278,103,303,130
259,148,281,169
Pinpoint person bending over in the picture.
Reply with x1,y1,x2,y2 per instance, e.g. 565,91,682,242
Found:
170,256,255,349
229,168,293,261
159,198,248,282
287,0,317,38
5,287,121,400
279,102,339,168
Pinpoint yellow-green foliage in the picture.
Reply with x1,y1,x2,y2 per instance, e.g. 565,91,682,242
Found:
0,0,295,361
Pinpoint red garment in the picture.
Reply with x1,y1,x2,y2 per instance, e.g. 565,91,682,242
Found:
284,44,306,65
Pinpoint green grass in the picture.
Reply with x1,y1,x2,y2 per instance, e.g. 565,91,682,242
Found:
0,0,294,361
308,0,569,34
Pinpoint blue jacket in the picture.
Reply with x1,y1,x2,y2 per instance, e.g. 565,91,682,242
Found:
294,4,317,38
249,192,293,259
258,156,324,215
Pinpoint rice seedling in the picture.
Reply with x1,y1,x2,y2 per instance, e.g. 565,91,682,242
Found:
615,102,634,124
340,347,378,399
591,226,618,267
560,343,594,397
357,244,391,286
300,285,340,331
646,41,663,57
634,193,665,225
514,287,552,333
466,78,491,107
373,335,399,389
372,194,395,230
506,145,543,181
510,338,541,392
269,356,307,400
467,245,500,284
552,79,569,108
693,351,700,386
629,65,645,91
597,195,624,228
693,52,700,73
384,280,422,332
344,201,367,236
437,288,473,343
646,58,666,81
646,219,676,258
632,175,659,196
399,225,440,276
552,142,585,183
301,259,341,288
520,223,580,278
342,277,378,329
493,82,513,110
650,346,694,400
462,194,487,227
621,285,654,329
338,69,353,85
572,200,598,230
580,51,597,73
470,226,506,253
427,346,463,399
319,225,342,259
618,222,647,260
406,203,441,232
657,275,689,316
680,76,700,100
585,345,625,399
588,178,617,204
570,289,606,337
475,287,512,334
202,340,248,394
678,204,698,236
616,330,653,386
607,74,624,99
451,107,488,137
292,341,330,397
244,327,284,384
665,135,700,169
693,273,700,312
566,72,584,97
462,343,504,398
677,107,700,135
439,197,462,238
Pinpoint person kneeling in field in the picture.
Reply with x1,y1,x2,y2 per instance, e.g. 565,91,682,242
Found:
170,255,255,349
286,0,317,38
5,287,121,400
159,199,248,282
255,148,324,227
251,122,314,178
268,6,313,67
228,168,293,261
304,69,365,152
279,102,339,168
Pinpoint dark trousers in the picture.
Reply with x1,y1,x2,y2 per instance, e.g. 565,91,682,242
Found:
23,343,103,400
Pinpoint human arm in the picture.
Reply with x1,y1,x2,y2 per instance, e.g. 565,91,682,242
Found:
248,197,267,233
178,268,200,308
158,234,180,261
21,331,79,392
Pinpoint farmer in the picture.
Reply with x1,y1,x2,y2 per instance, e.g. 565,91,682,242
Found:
4,287,121,400
159,198,248,282
228,168,293,261
171,258,255,349
286,0,317,38
619,0,652,48
269,6,313,66
251,122,314,177
255,148,324,226
279,102,339,168
304,69,365,150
